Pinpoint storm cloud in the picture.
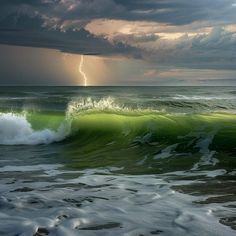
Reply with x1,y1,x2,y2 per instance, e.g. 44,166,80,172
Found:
0,0,236,70
2,0,235,24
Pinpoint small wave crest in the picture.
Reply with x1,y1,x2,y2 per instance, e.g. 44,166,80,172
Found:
171,94,235,100
0,113,70,145
67,96,129,114
66,96,163,115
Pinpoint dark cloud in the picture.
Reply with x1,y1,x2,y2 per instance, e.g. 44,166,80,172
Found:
0,27,137,56
113,0,236,24
0,0,43,6
29,0,235,25
1,0,236,25
1,1,236,28
0,12,139,56
52,0,236,25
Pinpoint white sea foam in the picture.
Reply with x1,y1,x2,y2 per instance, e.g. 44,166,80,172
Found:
0,169,235,236
153,144,178,160
191,128,219,170
0,113,70,145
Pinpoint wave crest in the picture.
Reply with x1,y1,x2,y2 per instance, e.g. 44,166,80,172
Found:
67,97,129,115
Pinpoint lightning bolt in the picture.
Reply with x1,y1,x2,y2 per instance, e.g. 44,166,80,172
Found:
79,55,88,86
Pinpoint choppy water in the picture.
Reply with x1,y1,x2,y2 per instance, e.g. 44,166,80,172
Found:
0,86,236,235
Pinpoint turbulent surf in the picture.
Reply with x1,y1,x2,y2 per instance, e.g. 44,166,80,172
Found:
0,87,235,236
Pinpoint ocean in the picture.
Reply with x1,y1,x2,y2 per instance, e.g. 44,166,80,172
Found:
0,86,235,236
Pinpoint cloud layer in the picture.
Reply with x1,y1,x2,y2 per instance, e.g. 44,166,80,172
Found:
0,0,236,70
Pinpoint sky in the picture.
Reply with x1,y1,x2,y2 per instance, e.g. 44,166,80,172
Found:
0,0,236,86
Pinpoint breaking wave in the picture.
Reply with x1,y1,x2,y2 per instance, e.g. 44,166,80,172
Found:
0,97,236,153
0,113,70,145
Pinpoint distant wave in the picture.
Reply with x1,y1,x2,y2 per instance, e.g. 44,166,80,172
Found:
170,94,236,100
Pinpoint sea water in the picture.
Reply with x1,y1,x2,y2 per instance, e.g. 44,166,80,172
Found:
0,86,235,235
